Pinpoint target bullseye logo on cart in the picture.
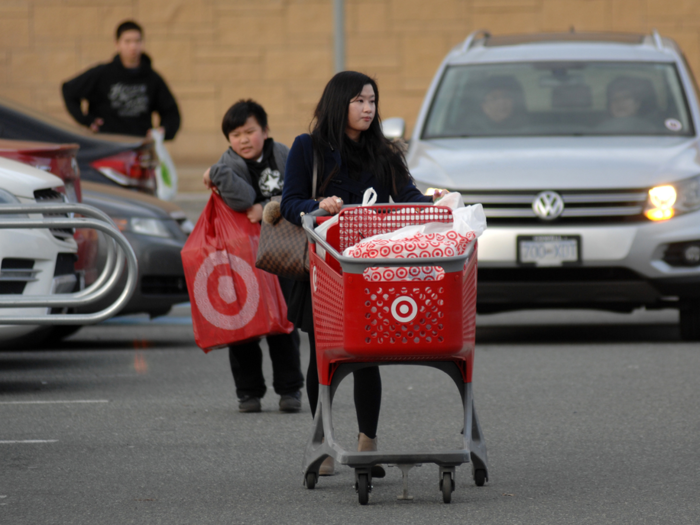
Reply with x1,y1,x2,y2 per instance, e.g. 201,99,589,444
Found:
193,251,260,330
391,296,417,323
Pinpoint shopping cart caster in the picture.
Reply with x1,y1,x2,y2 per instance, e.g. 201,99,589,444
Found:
474,469,487,487
440,472,455,503
305,472,317,490
355,471,372,505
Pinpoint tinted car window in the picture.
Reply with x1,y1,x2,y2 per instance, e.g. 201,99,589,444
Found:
424,61,694,138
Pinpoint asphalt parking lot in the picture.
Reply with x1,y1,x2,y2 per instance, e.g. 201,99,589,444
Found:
2,306,699,524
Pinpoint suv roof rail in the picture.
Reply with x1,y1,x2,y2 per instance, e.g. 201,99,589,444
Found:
651,28,664,50
461,29,491,53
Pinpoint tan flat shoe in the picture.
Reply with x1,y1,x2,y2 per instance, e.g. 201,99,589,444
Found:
358,432,385,478
319,455,335,476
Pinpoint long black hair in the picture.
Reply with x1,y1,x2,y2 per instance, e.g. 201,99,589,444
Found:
311,71,411,194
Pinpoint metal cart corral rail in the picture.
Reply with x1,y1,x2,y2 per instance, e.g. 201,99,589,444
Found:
301,204,488,505
0,202,138,324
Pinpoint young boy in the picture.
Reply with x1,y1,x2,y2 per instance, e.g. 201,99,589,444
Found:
203,99,303,413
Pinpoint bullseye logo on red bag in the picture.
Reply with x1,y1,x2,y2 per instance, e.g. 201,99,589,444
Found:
391,296,417,323
193,251,260,330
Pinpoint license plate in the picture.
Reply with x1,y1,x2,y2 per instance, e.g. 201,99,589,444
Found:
517,235,581,266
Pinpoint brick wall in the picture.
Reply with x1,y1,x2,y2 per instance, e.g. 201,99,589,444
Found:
1,0,699,191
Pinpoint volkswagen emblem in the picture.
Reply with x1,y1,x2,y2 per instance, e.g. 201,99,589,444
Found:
532,191,564,220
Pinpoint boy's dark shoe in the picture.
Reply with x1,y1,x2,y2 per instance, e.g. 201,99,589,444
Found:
238,395,262,413
279,391,302,413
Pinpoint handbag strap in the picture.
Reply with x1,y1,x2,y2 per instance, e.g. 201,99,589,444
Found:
312,152,318,200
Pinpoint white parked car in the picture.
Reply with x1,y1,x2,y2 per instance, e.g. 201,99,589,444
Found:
391,30,700,340
0,157,78,343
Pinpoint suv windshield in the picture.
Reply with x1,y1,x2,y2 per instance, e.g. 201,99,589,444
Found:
424,62,694,138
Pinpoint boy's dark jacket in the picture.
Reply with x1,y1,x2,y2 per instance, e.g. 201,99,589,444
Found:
62,54,180,140
209,141,290,212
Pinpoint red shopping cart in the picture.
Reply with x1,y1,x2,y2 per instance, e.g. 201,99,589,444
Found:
301,204,489,505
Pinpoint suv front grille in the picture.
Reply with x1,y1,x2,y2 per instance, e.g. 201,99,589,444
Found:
461,189,648,225
33,189,74,240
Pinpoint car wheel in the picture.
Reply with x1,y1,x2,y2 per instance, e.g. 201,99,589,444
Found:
679,301,700,341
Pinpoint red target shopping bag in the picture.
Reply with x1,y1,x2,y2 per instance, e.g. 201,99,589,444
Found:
181,192,293,352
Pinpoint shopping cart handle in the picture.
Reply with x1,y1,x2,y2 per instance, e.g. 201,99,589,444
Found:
309,207,330,217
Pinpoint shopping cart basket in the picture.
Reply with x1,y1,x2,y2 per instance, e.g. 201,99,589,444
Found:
301,204,489,504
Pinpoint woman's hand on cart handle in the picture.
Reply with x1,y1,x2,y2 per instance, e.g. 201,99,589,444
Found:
319,195,343,215
432,188,448,202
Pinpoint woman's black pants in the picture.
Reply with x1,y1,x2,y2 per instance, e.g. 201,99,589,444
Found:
306,331,381,439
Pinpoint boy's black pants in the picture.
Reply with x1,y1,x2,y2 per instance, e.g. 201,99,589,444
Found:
228,276,304,399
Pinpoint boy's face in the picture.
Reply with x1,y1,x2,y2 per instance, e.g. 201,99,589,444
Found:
228,116,269,160
116,29,143,68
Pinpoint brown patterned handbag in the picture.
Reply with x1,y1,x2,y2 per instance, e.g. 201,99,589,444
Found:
255,155,318,281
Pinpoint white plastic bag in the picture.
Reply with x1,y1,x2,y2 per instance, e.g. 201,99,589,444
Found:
151,128,178,201
435,191,486,238
361,187,378,206
434,191,465,210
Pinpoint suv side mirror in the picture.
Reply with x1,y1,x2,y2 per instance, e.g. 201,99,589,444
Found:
381,118,405,140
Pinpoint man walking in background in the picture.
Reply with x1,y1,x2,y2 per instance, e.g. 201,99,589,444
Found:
62,20,180,140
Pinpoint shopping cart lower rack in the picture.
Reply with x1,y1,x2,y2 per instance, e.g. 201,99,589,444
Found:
301,204,489,505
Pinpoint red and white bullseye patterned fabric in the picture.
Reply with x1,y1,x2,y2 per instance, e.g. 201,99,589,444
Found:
344,229,476,282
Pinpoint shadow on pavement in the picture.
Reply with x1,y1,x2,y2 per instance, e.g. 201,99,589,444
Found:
476,322,681,343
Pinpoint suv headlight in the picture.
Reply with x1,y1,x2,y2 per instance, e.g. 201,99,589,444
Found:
645,175,700,221
114,217,172,238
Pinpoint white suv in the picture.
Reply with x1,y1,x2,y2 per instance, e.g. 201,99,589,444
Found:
397,31,700,340
0,157,78,343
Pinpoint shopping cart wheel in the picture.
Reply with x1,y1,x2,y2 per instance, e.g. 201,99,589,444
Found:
474,469,486,487
441,472,453,503
357,473,370,505
306,472,317,490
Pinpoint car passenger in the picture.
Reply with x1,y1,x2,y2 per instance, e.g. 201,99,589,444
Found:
598,76,658,133
454,76,528,135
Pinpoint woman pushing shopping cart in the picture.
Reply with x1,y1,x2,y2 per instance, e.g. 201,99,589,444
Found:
280,71,489,505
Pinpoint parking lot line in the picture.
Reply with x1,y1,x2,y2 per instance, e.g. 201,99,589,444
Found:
0,400,109,405
0,440,58,444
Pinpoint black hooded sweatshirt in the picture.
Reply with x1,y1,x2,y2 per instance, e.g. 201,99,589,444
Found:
62,54,180,140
